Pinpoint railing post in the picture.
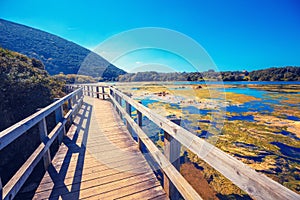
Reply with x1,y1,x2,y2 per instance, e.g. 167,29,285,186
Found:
68,98,72,109
114,94,119,112
55,105,66,144
102,86,105,100
110,87,113,96
88,86,91,97
38,118,51,169
137,101,143,150
116,94,119,112
68,98,73,122
84,85,87,96
0,177,2,200
118,96,123,119
125,101,132,133
110,88,115,108
164,118,181,200
91,86,94,97
86,85,89,96
96,86,100,99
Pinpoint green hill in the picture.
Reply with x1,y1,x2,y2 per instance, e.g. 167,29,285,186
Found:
0,18,126,80
0,47,65,131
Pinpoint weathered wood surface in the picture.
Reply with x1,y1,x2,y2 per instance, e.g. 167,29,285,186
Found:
110,87,300,200
33,97,168,200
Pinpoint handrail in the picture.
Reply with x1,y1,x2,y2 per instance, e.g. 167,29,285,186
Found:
109,91,202,200
66,84,108,99
0,88,83,200
0,88,83,150
106,86,299,200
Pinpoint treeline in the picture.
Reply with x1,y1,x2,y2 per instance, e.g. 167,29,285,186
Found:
53,73,99,84
117,67,300,82
118,72,186,82
249,67,300,81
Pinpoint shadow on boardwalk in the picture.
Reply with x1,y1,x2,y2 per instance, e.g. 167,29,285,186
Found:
33,97,168,200
45,102,93,199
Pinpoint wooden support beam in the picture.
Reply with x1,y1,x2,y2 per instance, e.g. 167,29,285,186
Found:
125,102,132,116
68,98,74,122
116,94,120,113
125,101,132,134
164,118,181,200
89,86,92,97
102,86,105,99
38,118,51,169
114,94,119,113
137,101,143,151
0,177,2,200
96,86,100,99
118,96,123,119
91,86,94,97
55,105,65,144
68,99,72,110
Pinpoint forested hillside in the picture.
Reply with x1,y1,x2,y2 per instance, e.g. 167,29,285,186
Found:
0,19,126,80
118,67,300,82
0,47,64,131
249,67,300,81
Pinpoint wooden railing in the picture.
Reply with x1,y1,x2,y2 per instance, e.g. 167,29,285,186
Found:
67,84,109,99
83,85,300,200
0,88,83,200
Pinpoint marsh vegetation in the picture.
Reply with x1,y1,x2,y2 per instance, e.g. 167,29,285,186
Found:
117,82,300,199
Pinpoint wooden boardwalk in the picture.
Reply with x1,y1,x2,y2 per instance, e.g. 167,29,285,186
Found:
2,85,298,200
33,97,168,200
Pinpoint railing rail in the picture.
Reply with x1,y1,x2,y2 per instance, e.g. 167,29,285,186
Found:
0,88,83,200
66,84,109,99
83,85,299,200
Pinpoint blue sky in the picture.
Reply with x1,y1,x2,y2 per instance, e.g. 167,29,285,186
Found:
1,0,300,72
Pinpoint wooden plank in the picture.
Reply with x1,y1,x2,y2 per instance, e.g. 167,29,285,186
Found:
111,87,300,200
116,185,166,200
36,161,150,194
35,172,157,200
110,93,202,200
40,157,148,186
83,178,161,200
50,146,141,168
150,194,170,200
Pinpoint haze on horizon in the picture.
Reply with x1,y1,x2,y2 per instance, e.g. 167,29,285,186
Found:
1,0,300,73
